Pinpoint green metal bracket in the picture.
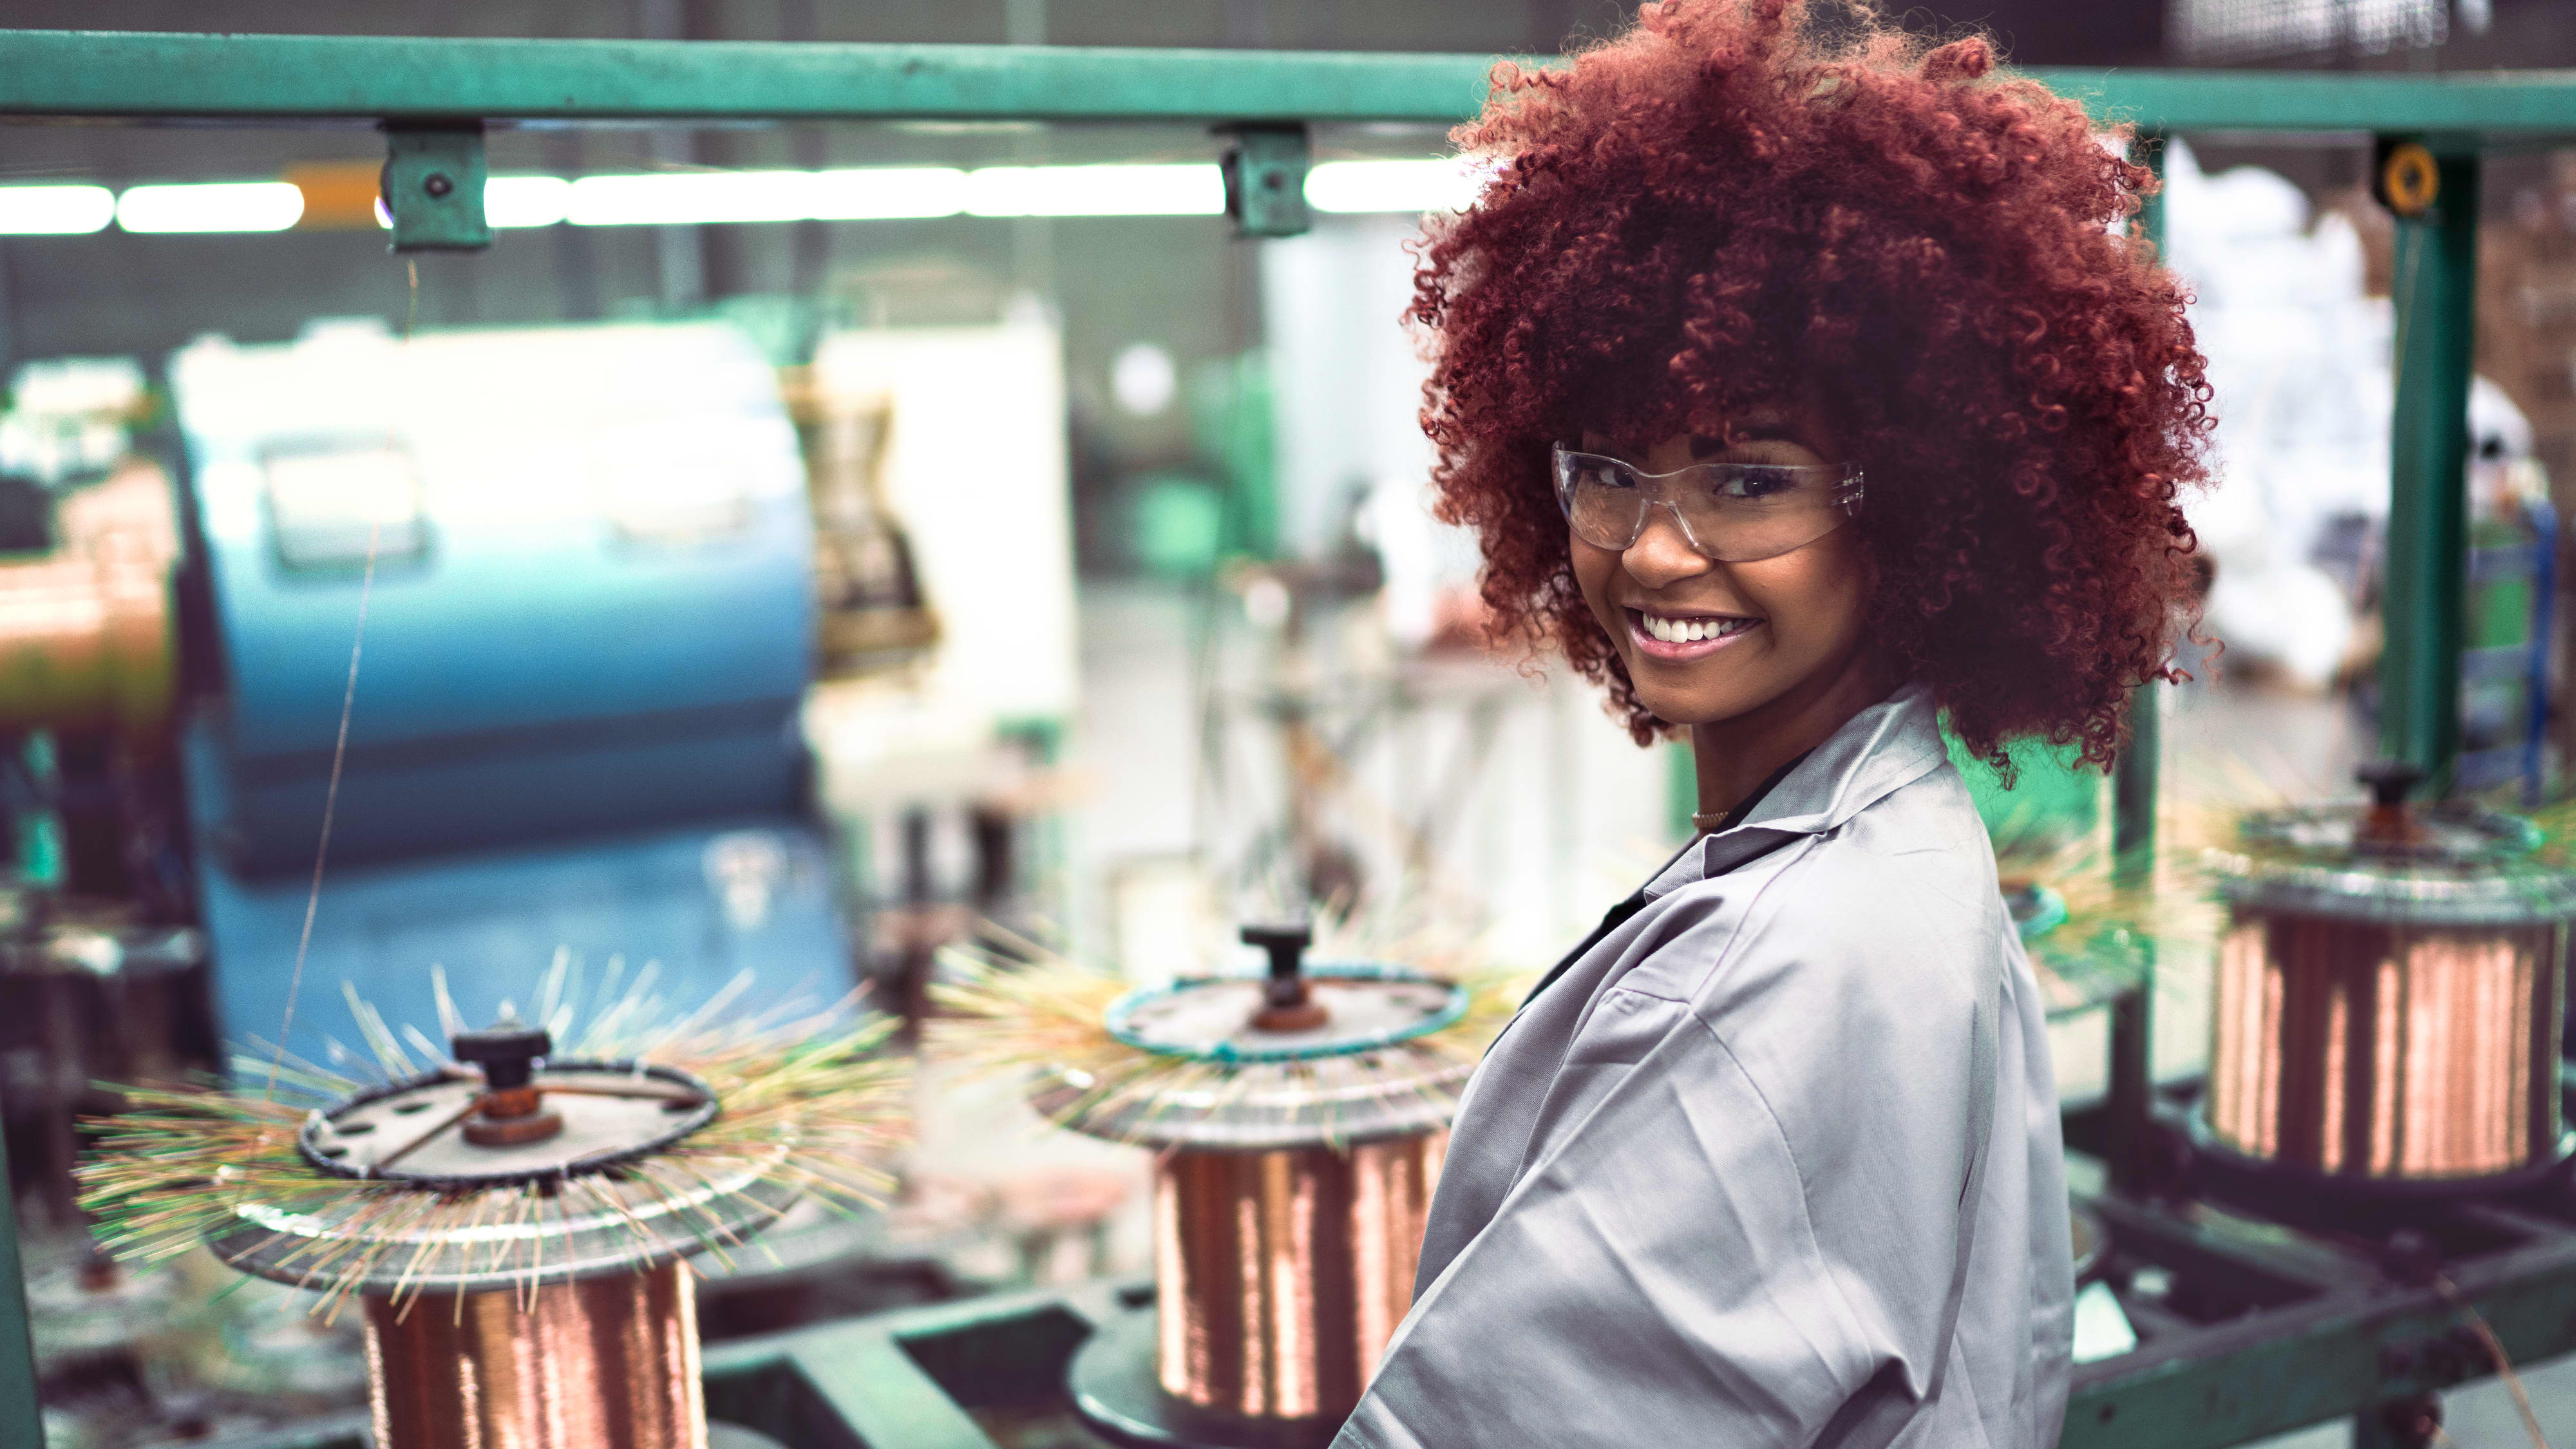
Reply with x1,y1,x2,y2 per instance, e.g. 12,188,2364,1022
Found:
1217,123,1312,238
2375,135,2479,793
381,120,490,253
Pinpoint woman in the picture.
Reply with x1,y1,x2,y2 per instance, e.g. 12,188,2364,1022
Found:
1334,5,2208,1447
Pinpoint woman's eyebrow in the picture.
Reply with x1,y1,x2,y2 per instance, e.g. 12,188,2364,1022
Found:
1689,425,1796,457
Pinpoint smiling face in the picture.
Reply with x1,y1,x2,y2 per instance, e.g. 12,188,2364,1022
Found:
1569,408,1880,735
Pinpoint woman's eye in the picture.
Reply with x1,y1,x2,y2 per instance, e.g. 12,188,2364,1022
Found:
1586,464,1638,491
1714,469,1794,500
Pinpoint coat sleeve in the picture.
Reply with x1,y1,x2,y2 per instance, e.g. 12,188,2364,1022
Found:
1334,887,1992,1449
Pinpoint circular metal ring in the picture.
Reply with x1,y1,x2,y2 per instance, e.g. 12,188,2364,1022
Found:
2007,883,2069,942
2382,142,2439,217
295,1057,719,1189
1104,962,1466,1064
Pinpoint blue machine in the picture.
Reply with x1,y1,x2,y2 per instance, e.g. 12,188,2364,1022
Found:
168,320,848,1056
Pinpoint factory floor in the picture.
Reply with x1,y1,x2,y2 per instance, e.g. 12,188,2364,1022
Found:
1032,583,2576,1446
2153,681,2576,1442
2249,1361,2575,1448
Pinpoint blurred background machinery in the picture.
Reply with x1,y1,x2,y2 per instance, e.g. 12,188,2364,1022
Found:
0,267,1080,1449
173,319,834,1047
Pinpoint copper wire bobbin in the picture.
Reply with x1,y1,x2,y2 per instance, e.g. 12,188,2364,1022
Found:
1043,922,1475,1447
365,1259,705,1449
2201,762,2575,1193
220,1018,793,1449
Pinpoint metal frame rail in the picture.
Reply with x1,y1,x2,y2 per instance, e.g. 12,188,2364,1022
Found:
5,27,2576,1449
0,32,2571,131
2065,1095,2576,1449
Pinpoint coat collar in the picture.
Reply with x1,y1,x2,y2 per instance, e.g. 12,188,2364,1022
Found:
1642,683,1949,900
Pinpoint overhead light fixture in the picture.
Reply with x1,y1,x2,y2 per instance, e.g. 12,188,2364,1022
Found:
0,185,117,236
1305,160,1486,215
962,164,1225,218
50,162,1244,236
804,167,971,221
484,175,573,229
117,182,304,234
569,170,825,227
562,167,968,227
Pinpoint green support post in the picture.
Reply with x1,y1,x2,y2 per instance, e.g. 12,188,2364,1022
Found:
2376,138,2479,793
2104,131,2166,1197
0,1133,44,1449
2114,128,2169,884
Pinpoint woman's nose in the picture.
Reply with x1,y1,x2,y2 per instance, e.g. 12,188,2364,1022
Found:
1620,506,1711,589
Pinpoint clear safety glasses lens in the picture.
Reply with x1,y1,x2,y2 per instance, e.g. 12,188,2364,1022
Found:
1551,447,1863,562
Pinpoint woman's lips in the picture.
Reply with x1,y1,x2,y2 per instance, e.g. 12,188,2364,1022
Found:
1627,607,1760,661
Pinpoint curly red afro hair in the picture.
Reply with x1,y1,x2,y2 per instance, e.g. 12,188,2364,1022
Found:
1412,0,2210,766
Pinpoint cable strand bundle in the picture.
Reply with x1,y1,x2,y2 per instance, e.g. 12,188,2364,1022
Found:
77,967,911,1320
929,923,1522,1151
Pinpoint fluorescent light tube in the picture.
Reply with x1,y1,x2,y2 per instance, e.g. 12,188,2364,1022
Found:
804,167,970,220
116,182,305,234
485,175,573,229
1305,160,1486,215
0,185,117,236
963,164,1224,218
567,171,820,227
563,167,969,227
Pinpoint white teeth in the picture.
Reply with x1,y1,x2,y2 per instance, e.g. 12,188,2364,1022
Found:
1641,613,1754,644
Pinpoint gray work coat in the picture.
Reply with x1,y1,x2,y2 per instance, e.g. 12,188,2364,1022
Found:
1335,685,2073,1448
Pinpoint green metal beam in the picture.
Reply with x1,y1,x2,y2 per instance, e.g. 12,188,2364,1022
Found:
2038,67,2576,140
2377,146,2481,791
0,32,1495,125
3,30,2576,135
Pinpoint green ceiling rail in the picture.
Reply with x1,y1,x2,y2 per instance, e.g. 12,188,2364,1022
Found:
2,30,2575,134
0,32,1497,125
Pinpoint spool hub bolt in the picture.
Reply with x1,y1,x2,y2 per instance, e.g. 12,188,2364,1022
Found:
451,1012,565,1147
1243,922,1329,1032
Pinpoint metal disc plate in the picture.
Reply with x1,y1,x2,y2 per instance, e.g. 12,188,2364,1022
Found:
206,1160,800,1296
2216,802,2576,924
2239,801,2539,864
1069,1301,1340,1449
298,1059,717,1189
1029,1052,1471,1151
1105,963,1464,1063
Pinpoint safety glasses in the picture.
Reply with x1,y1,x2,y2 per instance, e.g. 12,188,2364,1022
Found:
1551,445,1864,562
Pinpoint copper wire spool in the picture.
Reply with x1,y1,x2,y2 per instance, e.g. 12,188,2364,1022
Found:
2202,768,2575,1189
2210,915,2562,1177
1039,925,1472,1448
1153,1134,1444,1419
211,1024,798,1449
364,1260,703,1449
